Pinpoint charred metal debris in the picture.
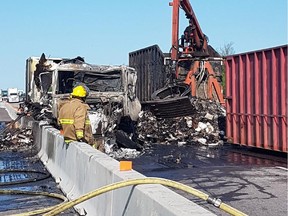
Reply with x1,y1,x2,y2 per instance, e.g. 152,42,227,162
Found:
0,97,226,159
104,98,226,160
137,98,226,148
1,53,226,160
0,124,33,152
24,53,142,151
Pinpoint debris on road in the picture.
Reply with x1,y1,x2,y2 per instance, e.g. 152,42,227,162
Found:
136,98,226,148
0,98,226,160
0,125,33,152
80,98,227,160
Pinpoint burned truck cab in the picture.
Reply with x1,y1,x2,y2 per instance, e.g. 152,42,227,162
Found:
25,53,141,149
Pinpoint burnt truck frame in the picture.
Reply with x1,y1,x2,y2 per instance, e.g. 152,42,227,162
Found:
25,54,142,149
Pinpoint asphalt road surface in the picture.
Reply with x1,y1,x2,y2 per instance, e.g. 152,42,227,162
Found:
131,143,287,216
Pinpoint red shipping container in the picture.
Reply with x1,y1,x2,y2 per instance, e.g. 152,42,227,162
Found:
225,45,287,152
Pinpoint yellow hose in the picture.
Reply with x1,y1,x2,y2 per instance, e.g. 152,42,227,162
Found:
220,203,248,216
43,177,248,216
0,189,67,216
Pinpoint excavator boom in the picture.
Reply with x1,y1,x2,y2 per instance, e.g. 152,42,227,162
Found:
170,0,209,62
132,0,225,118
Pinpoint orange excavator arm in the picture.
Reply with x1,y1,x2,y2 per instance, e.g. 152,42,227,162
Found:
169,0,224,105
179,0,207,51
170,0,208,62
142,0,224,119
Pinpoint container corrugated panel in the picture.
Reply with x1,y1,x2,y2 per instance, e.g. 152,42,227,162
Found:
129,45,166,102
225,45,287,152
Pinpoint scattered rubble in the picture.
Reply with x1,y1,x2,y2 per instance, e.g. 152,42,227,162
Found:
0,125,34,152
0,98,226,160
105,98,226,160
136,98,226,148
106,147,142,160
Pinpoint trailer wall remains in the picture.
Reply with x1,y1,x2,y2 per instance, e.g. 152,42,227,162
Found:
225,45,287,152
129,45,167,102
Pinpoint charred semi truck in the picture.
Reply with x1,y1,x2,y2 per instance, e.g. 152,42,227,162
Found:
24,53,142,149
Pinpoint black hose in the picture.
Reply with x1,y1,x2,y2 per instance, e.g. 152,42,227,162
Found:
0,169,50,186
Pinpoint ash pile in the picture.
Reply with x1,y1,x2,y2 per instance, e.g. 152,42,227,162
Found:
136,98,226,148
0,122,34,152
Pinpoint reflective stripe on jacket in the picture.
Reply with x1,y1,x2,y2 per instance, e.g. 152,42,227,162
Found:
58,98,94,145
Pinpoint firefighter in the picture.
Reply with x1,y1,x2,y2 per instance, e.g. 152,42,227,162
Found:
58,85,96,147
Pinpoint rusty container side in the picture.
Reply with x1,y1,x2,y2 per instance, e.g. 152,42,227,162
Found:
225,45,287,153
129,45,166,102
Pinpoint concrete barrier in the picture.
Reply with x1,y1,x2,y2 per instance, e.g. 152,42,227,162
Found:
33,121,215,216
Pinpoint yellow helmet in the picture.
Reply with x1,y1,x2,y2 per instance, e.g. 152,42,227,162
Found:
71,85,87,98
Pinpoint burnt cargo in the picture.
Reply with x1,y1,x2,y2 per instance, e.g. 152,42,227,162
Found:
129,45,167,102
225,45,287,152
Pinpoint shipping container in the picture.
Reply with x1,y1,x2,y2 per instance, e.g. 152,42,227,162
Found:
225,45,287,153
129,45,167,102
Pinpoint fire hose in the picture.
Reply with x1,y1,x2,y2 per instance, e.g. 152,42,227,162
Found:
37,177,247,216
0,178,248,216
0,169,50,186
6,177,247,216
0,189,67,216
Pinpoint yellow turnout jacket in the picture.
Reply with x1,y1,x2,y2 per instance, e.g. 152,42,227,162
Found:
58,97,94,145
